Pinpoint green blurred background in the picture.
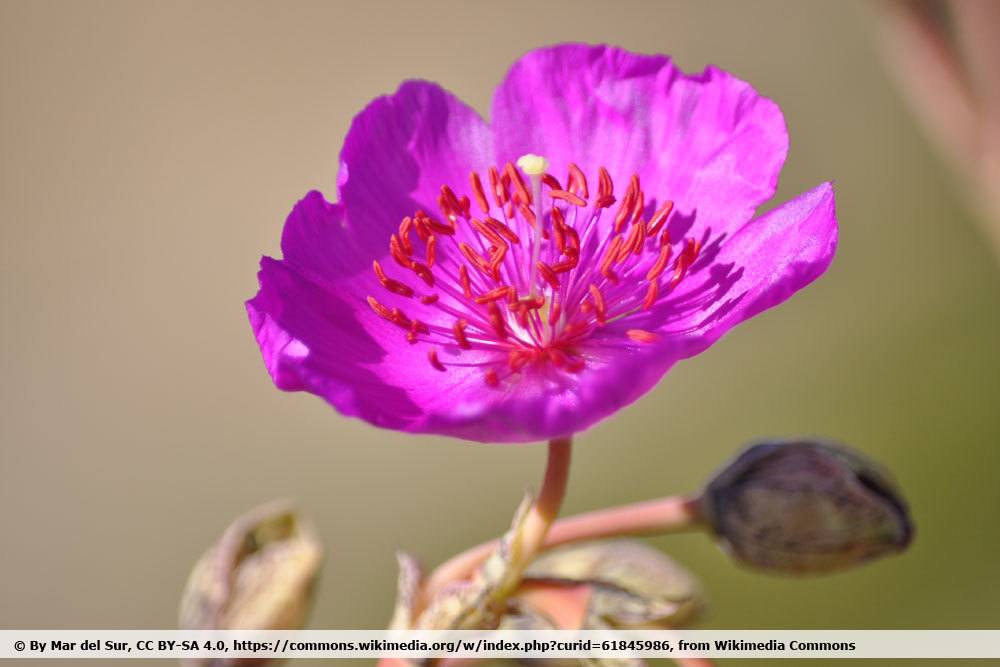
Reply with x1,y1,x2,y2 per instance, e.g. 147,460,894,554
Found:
1,1,998,665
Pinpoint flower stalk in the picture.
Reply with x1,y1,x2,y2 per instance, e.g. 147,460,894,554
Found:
421,491,703,604
420,436,573,607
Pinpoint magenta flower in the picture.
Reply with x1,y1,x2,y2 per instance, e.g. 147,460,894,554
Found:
247,44,837,443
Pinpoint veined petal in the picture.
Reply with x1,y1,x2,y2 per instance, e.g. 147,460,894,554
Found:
337,79,493,265
661,182,838,352
491,43,788,240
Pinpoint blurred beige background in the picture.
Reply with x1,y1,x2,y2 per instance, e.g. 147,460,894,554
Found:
2,1,998,666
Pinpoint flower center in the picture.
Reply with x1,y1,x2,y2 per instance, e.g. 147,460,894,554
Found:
366,155,702,386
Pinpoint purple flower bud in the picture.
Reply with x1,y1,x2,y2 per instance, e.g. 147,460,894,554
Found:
702,440,913,574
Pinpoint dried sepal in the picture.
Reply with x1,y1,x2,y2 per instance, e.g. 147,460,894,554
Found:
417,493,534,629
516,539,702,629
389,551,424,631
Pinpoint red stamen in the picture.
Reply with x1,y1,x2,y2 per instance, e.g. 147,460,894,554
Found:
458,265,472,299
474,286,512,304
549,190,587,207
428,349,447,372
484,369,500,387
643,279,659,310
588,284,607,324
647,200,674,235
452,319,471,349
373,260,414,297
487,302,507,340
627,329,660,343
469,172,490,213
504,162,532,205
425,235,437,267
537,261,560,289
568,163,589,199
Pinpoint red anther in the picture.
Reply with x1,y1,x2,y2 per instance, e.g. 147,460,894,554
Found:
420,294,439,305
390,307,411,329
458,195,471,218
459,243,493,278
646,244,673,281
588,284,607,324
564,226,580,254
552,214,566,252
614,189,636,232
551,257,578,273
643,279,659,310
406,331,417,344
627,329,660,344
367,295,396,322
628,174,640,197
426,216,456,236
488,165,508,208
373,260,415,297
399,217,414,254
410,319,429,334
567,163,589,199
548,296,562,325
551,206,566,228
471,218,506,248
470,171,490,213
484,217,521,245
521,294,545,309
504,162,532,205
598,166,613,198
517,202,536,228
600,235,624,270
507,287,519,306
428,349,447,372
659,228,671,248
631,189,645,223
411,261,435,287
441,185,461,214
484,369,500,387
487,301,507,340
488,244,508,272
390,235,414,269
474,286,511,304
459,265,473,299
536,261,560,289
514,303,529,328
594,194,617,209
412,216,431,242
647,200,675,235
452,319,471,349
548,189,587,207
541,173,562,191
617,223,643,263
425,235,437,267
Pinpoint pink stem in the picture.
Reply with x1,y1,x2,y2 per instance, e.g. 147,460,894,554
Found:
419,436,573,608
420,493,703,607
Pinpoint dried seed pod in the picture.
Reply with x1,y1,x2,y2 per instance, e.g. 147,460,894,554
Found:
179,501,322,666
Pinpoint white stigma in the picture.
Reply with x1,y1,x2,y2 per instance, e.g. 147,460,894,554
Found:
516,153,549,176
518,154,548,303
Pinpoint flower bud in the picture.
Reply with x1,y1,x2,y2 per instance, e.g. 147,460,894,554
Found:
179,501,322,665
702,440,913,574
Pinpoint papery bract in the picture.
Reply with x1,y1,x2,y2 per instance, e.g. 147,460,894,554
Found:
247,44,838,443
